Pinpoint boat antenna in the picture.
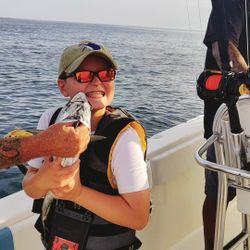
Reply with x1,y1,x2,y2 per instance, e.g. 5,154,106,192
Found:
185,0,191,31
197,0,203,36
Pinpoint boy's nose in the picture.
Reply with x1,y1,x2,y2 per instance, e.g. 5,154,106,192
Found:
90,75,102,85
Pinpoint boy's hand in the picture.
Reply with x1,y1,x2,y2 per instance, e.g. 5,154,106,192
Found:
51,159,82,201
35,157,80,192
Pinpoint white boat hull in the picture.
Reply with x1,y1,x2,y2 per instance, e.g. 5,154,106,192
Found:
0,115,243,249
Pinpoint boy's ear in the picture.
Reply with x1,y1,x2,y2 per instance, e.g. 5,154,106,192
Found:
57,79,69,97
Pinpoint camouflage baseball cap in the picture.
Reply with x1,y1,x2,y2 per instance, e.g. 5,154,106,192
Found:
58,40,118,79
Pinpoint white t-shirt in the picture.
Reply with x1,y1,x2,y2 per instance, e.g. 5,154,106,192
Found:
28,108,149,194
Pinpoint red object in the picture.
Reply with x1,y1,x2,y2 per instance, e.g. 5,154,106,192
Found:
51,236,79,250
205,75,222,91
75,69,116,83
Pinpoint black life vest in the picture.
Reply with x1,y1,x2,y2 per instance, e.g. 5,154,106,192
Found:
32,106,147,250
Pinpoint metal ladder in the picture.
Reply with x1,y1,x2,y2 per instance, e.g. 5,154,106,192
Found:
196,96,250,250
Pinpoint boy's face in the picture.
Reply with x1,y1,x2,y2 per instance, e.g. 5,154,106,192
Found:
58,55,115,111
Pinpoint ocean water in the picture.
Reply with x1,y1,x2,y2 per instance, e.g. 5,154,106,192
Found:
0,17,206,198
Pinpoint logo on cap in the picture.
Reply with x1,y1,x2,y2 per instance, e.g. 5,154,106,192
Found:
78,41,101,52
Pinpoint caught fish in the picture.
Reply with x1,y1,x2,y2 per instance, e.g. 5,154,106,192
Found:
56,92,92,166
57,91,91,128
41,92,95,222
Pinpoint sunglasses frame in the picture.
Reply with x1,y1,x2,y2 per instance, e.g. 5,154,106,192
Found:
65,69,116,83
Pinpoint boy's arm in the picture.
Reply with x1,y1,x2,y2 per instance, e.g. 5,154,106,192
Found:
76,187,150,230
0,123,90,169
53,183,150,230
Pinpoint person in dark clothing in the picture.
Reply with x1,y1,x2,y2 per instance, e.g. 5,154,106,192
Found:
202,0,250,249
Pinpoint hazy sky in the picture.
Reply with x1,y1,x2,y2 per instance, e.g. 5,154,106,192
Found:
0,0,211,30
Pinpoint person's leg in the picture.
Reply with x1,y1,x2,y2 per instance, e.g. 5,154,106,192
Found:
203,195,217,250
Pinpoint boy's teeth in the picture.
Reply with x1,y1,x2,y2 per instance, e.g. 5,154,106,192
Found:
87,92,104,97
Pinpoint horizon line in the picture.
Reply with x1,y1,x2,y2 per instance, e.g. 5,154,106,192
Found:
0,16,206,34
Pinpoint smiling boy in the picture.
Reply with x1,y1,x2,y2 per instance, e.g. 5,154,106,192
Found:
23,41,150,250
